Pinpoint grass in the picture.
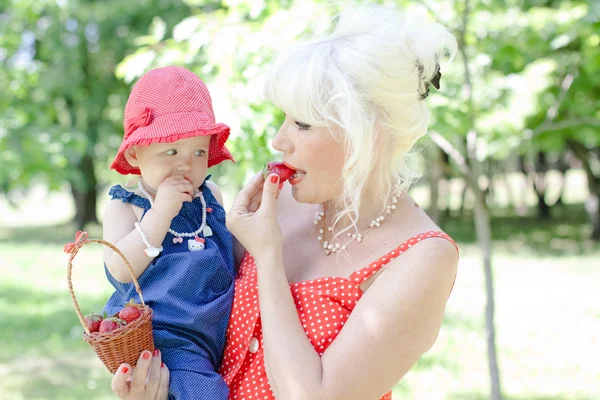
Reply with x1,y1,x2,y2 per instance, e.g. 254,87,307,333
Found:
0,179,599,399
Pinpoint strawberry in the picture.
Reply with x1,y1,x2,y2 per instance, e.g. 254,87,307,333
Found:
83,313,103,333
99,317,126,333
262,162,296,189
118,299,142,324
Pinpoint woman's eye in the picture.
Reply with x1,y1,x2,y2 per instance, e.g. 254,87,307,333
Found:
165,149,178,156
295,121,311,131
194,150,206,157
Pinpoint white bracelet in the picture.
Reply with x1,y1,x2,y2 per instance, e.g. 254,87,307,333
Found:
134,222,163,258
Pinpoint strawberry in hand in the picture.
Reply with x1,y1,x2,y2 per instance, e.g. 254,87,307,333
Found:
262,162,296,189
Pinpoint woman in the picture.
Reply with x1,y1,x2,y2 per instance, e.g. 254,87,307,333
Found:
112,4,459,399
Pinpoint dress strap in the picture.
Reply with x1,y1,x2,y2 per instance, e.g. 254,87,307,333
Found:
348,230,458,286
199,175,219,208
108,184,151,210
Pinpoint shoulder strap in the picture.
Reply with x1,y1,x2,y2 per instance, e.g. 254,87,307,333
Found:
108,184,151,210
349,231,458,285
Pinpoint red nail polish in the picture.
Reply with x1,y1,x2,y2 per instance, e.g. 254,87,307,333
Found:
121,366,129,374
206,207,212,213
161,362,165,368
270,175,279,184
143,351,150,360
153,349,159,356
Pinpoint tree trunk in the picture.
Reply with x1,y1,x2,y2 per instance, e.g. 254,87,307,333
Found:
430,128,503,400
70,153,99,230
455,1,503,397
536,192,551,219
552,172,566,207
442,152,453,218
458,183,468,218
584,189,600,240
569,140,600,240
429,146,444,225
472,185,502,400
552,153,569,208
534,152,551,220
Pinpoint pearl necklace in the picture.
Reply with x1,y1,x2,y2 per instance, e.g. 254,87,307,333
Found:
137,180,210,241
315,188,401,256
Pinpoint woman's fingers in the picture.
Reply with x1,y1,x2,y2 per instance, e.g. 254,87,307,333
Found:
130,350,153,394
259,174,280,215
230,172,264,215
145,349,162,398
156,363,170,400
111,363,133,398
247,189,263,213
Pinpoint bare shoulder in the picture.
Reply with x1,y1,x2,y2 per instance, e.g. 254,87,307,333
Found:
318,207,459,398
365,193,458,297
371,228,458,302
103,199,137,244
205,179,224,205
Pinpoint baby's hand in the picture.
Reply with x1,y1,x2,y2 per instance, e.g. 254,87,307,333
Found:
152,176,194,220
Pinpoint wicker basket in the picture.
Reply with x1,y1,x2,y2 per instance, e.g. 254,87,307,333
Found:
66,232,155,374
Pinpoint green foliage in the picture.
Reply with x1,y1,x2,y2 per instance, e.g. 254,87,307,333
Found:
1,0,598,201
417,0,599,162
0,0,191,196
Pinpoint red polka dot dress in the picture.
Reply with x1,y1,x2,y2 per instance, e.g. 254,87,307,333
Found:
219,231,457,399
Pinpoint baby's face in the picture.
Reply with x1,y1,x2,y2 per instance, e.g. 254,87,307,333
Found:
126,135,211,192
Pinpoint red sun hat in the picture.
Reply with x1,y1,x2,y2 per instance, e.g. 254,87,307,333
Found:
110,66,234,175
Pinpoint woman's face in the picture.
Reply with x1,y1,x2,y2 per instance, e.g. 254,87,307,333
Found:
271,115,346,204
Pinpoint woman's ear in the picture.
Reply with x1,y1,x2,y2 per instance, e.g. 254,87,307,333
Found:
123,146,140,167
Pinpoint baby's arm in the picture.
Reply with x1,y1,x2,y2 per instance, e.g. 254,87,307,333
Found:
104,176,194,283
205,180,246,268
102,200,172,283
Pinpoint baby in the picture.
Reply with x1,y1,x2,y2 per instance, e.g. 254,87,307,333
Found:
102,66,238,399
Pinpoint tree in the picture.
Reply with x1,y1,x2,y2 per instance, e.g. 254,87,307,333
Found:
426,1,599,398
0,0,192,228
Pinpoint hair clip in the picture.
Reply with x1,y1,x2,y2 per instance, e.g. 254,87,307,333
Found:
417,63,442,100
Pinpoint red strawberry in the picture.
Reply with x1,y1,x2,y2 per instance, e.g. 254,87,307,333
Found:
83,313,103,333
118,299,142,324
262,162,296,189
99,317,126,333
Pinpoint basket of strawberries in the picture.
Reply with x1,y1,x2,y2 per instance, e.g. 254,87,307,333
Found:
64,231,154,374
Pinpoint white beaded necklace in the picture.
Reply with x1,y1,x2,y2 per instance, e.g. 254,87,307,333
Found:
315,185,401,255
137,180,210,243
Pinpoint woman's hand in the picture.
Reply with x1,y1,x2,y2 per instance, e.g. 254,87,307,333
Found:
111,350,170,400
226,172,282,260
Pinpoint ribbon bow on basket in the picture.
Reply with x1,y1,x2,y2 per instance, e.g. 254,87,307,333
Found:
63,231,89,256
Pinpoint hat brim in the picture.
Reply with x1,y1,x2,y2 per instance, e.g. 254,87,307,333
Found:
110,111,234,175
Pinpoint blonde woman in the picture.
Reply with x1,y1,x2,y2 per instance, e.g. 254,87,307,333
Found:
112,4,459,399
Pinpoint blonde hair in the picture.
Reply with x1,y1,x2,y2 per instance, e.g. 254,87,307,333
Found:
265,4,457,237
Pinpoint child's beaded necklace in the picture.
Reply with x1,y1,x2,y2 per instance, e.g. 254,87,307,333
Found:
137,180,213,252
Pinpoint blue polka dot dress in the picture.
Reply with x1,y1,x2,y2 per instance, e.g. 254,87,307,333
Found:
103,176,234,400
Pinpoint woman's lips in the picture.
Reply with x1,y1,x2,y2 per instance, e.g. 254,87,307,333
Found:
289,171,306,185
281,162,306,185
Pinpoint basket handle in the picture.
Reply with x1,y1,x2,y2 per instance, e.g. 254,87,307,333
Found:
65,231,146,335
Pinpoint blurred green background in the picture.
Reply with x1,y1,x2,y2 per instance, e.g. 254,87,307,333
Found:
1,0,599,399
